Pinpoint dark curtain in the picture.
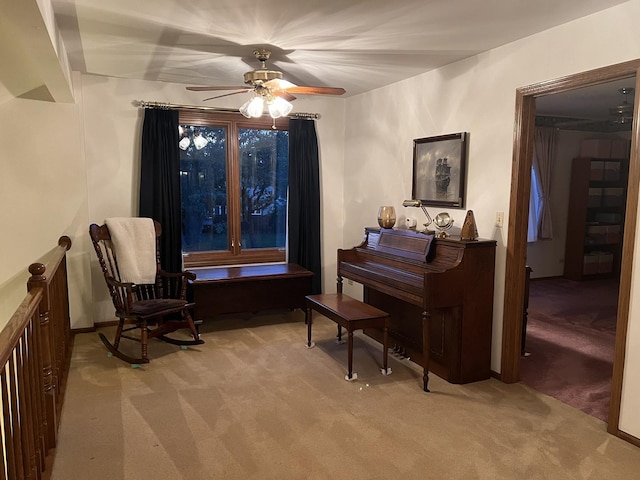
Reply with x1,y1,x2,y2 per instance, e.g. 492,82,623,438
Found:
139,108,182,273
288,118,322,293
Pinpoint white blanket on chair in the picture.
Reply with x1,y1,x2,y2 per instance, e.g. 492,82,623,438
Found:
105,217,157,284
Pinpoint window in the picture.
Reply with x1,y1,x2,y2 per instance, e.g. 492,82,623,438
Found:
528,165,543,242
179,111,289,267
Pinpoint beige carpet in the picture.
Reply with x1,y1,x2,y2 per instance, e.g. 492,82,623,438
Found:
52,310,640,480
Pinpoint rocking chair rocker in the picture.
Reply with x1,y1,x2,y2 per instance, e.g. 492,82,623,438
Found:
89,218,203,365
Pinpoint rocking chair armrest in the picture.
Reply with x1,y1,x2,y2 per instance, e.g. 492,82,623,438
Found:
105,276,136,293
158,269,197,282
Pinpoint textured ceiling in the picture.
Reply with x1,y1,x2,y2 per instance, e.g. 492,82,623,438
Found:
52,0,628,100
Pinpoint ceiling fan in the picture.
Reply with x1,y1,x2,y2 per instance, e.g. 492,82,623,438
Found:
186,48,345,118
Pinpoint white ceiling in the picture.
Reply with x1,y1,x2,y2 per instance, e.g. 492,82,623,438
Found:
51,0,629,106
536,77,636,122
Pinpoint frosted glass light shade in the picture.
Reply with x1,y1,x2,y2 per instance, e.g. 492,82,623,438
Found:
268,96,293,118
178,137,190,150
240,96,264,118
193,133,208,150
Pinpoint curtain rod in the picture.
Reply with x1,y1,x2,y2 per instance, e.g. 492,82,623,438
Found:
132,100,320,119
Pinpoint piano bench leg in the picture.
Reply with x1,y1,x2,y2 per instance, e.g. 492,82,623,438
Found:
344,330,358,381
305,305,315,349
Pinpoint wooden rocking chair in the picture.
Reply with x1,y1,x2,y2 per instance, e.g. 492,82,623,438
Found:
89,219,203,365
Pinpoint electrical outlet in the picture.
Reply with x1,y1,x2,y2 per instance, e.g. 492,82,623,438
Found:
496,212,504,228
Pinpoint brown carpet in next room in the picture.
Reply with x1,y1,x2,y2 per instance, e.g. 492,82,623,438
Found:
520,277,618,422
50,309,640,480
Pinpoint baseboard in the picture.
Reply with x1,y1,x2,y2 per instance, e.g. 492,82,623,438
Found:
72,320,123,333
71,326,97,334
614,429,640,448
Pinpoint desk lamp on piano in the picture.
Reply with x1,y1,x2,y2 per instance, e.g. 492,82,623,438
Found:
337,203,495,391
403,199,435,234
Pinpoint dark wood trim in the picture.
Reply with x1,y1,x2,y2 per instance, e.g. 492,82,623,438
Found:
502,90,535,383
94,320,127,328
502,60,640,439
70,327,96,334
616,430,640,449
608,71,640,435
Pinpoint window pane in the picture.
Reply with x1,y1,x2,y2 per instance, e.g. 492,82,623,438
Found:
239,128,289,249
180,125,228,252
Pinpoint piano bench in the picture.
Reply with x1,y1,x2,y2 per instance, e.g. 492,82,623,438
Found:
305,293,391,381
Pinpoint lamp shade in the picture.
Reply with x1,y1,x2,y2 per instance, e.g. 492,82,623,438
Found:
240,96,264,118
193,133,208,150
178,137,190,150
268,96,293,118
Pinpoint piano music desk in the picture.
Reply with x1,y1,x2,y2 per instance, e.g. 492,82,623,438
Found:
305,293,391,382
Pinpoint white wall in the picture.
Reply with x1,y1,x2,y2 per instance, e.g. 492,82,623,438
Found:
0,90,90,330
78,74,346,324
343,1,640,437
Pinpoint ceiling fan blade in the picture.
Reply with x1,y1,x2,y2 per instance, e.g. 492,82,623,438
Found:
186,86,247,92
285,86,346,96
265,78,297,91
202,90,252,101
273,91,297,102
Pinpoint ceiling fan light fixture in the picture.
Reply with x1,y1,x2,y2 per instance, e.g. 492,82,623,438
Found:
239,96,264,118
609,86,635,118
267,96,293,118
193,133,208,150
178,136,190,150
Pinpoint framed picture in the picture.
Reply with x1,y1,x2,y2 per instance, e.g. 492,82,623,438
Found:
412,132,468,208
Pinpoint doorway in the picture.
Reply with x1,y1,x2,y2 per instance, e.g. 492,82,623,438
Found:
519,81,633,422
500,60,640,437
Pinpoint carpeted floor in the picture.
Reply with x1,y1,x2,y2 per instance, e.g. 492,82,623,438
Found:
50,309,640,480
520,277,618,422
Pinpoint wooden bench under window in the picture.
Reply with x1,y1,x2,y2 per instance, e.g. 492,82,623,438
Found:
190,263,313,321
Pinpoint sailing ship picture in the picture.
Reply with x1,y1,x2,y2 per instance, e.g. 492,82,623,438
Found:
435,157,451,197
412,132,468,208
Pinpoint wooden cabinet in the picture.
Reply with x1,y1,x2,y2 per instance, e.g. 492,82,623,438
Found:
564,156,627,280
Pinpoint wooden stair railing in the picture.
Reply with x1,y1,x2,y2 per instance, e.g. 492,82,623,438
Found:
1,236,73,480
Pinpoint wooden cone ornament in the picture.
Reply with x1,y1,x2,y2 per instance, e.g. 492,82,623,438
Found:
460,210,479,240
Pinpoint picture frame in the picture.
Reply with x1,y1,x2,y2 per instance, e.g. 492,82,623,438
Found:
412,132,468,208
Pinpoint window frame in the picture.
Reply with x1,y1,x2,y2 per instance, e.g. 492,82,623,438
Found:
179,110,289,267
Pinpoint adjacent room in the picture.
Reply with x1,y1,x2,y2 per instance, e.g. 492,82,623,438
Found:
521,79,635,423
3,1,640,478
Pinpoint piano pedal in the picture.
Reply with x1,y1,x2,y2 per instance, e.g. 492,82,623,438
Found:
380,367,393,376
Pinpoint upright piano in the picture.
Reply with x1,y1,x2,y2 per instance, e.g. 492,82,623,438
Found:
337,227,496,391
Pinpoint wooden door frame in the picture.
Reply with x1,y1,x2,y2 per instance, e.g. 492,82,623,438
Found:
501,59,640,437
